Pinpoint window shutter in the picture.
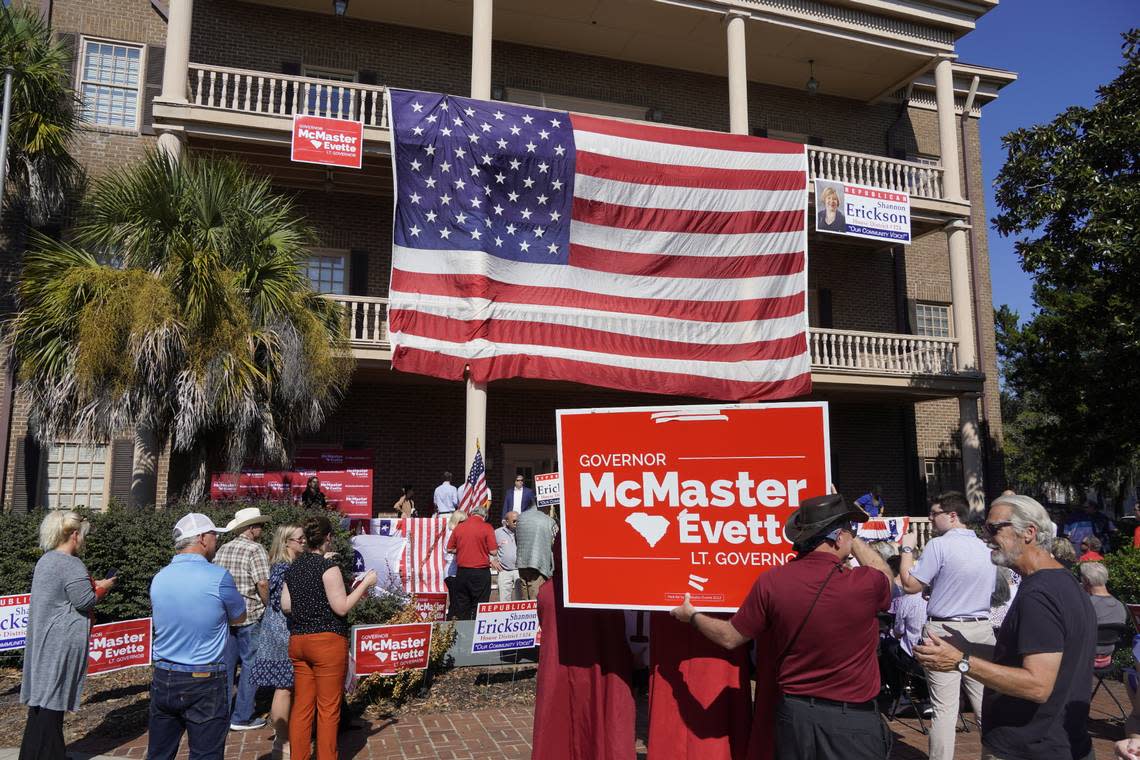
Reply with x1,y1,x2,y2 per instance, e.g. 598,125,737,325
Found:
282,62,302,114
349,250,370,296
109,438,135,507
906,298,918,335
358,70,378,86
808,135,824,146
141,45,165,135
750,127,768,138
55,32,79,89
11,436,41,515
818,288,833,329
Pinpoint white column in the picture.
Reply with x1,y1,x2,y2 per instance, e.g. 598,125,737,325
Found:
959,394,985,517
465,0,493,475
156,0,193,161
934,57,963,202
946,220,976,370
726,12,748,135
470,0,493,101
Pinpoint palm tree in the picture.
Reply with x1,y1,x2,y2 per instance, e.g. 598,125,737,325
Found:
7,149,353,503
0,4,85,226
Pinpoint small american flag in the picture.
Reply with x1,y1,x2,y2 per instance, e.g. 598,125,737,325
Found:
458,446,489,514
401,516,449,593
387,88,811,401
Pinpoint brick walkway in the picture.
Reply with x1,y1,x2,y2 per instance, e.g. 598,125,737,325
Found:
7,679,1127,760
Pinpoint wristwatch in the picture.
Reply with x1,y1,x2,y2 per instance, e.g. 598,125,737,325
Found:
689,611,703,627
900,546,915,554
956,654,971,674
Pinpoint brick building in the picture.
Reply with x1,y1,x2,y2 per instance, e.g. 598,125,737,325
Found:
3,0,1015,518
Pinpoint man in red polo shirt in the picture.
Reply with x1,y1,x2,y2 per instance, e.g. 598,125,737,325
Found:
446,504,501,620
671,493,893,760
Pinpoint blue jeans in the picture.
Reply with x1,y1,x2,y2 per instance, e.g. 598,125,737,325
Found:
147,667,229,760
225,621,261,725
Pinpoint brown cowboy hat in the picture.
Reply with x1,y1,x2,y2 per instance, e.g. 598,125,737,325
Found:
785,493,870,544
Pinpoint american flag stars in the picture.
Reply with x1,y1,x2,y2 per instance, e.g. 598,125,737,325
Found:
391,89,575,264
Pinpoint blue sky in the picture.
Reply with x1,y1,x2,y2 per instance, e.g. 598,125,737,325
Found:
956,1,1136,322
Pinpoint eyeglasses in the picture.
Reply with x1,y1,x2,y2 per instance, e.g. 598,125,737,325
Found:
983,521,1014,537
929,510,947,518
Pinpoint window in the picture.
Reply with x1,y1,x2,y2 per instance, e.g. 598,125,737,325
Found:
924,458,963,499
915,302,951,338
305,250,348,295
806,289,821,328
304,67,356,119
80,39,143,129
43,443,109,510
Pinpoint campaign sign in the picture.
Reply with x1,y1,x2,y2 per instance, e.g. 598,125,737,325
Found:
413,593,448,622
814,180,910,244
291,115,364,169
535,472,560,508
353,623,432,676
472,600,539,653
557,402,831,611
88,618,152,676
857,517,910,543
0,594,30,652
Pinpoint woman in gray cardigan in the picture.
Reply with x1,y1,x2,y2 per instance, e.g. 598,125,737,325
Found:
19,510,115,760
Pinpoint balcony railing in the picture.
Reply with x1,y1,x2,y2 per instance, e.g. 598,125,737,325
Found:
807,146,945,201
811,327,957,375
327,296,962,377
187,63,389,128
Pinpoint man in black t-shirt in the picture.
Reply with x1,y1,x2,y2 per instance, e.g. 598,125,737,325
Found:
915,494,1095,760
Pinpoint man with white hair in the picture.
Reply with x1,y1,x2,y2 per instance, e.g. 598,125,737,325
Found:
915,494,1095,760
1080,562,1126,667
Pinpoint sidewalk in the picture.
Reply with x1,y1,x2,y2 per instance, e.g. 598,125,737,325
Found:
1,679,1130,760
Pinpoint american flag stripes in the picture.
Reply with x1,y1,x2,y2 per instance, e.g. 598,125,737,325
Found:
458,446,490,514
387,88,811,401
400,516,449,593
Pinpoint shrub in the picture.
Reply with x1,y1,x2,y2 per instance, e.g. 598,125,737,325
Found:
350,601,457,708
1105,547,1140,606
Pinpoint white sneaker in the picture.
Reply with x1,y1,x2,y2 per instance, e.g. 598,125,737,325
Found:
230,718,268,731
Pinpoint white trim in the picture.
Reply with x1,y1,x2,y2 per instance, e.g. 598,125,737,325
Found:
79,36,146,133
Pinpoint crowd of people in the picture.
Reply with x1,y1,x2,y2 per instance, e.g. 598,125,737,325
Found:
16,480,1140,760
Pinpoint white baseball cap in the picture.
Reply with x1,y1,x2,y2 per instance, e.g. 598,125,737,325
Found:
173,513,228,542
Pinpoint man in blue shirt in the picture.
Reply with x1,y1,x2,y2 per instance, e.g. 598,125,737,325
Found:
148,514,246,760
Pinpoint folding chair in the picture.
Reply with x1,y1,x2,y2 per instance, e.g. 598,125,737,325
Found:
1091,621,1132,721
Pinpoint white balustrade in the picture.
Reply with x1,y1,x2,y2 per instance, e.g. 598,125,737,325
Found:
807,146,945,200
810,328,958,375
187,63,388,128
326,295,390,346
907,517,934,548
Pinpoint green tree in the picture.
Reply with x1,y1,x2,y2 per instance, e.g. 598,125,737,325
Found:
7,150,353,502
992,29,1140,501
0,4,84,225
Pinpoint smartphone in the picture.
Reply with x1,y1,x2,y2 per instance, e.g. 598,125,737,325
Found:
105,568,119,579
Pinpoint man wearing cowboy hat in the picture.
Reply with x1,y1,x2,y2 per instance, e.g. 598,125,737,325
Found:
671,493,895,760
214,507,271,731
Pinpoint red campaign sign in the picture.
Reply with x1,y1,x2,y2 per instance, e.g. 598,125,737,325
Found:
413,593,448,622
352,623,433,676
557,402,831,612
291,115,363,169
88,618,152,676
209,449,374,518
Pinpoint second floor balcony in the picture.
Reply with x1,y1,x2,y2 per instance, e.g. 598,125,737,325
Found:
326,295,981,397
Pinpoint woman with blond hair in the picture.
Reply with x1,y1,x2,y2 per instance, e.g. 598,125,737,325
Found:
20,510,115,760
251,524,304,759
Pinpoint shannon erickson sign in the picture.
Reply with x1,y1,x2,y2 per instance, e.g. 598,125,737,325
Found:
557,402,831,611
291,115,364,169
814,179,910,244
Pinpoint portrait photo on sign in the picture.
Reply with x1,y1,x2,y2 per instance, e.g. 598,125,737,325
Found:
815,181,847,234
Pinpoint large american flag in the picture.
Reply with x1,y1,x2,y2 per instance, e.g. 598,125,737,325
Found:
387,89,811,401
400,516,449,593
458,446,489,514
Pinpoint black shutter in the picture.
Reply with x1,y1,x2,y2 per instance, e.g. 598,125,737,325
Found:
818,288,834,329
808,135,824,146
282,61,302,114
55,32,79,88
11,436,41,515
750,127,768,138
358,70,378,86
891,147,908,160
109,438,135,506
141,45,165,135
349,250,369,296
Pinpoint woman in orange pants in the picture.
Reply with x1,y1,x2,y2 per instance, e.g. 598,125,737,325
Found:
281,516,376,760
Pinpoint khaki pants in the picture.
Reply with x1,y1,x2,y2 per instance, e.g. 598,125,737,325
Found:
496,569,520,602
518,567,548,600
925,619,996,760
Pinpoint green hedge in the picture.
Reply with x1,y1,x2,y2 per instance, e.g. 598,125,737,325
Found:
0,502,374,624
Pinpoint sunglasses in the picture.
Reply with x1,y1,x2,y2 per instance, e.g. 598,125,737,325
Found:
983,521,1014,537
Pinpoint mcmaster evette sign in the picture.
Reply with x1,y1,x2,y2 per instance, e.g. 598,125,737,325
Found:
557,402,831,611
291,115,364,169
